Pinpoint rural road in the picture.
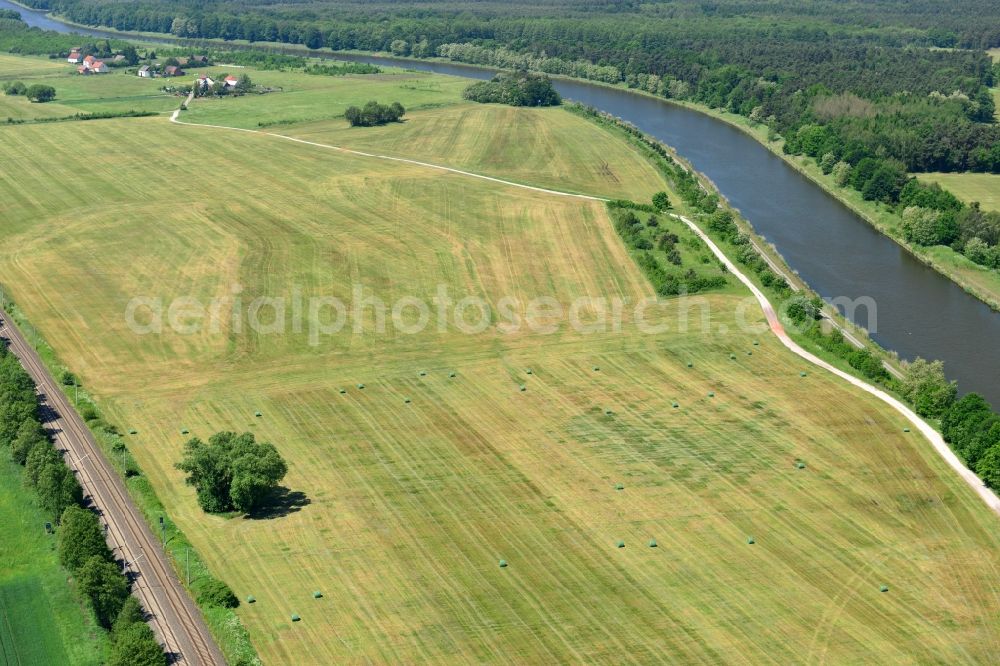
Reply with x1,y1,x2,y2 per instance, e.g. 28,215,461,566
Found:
167,108,1000,516
0,308,225,666
671,213,1000,516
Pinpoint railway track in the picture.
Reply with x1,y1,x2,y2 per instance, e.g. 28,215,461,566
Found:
0,308,225,666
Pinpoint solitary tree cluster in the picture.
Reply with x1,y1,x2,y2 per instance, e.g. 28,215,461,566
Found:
345,100,405,127
462,71,561,107
25,84,56,103
2,80,26,96
176,431,288,514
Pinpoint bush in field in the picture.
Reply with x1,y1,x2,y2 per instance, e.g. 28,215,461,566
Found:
196,578,240,608
2,80,26,95
463,71,560,107
652,191,671,211
25,84,56,103
176,431,287,514
345,100,405,127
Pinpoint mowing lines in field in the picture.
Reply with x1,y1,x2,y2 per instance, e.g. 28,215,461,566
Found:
171,109,608,202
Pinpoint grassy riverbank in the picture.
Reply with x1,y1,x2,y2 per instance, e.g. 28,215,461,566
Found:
662,99,1000,311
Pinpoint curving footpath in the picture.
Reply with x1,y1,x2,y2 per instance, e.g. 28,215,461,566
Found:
167,107,1000,517
0,308,225,666
669,212,1000,516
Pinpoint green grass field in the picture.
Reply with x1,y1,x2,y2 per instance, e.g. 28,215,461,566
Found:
0,461,105,665
183,65,469,128
1,54,1000,664
278,104,667,200
918,172,1000,212
0,52,184,116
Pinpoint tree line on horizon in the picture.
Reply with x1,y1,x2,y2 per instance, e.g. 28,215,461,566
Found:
11,0,999,176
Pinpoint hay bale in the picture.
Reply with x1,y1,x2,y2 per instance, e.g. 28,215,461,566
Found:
753,341,759,346
519,385,526,392
747,351,753,356
313,591,323,599
796,461,806,469
648,539,657,548
605,408,614,416
526,368,533,375
730,353,736,360
339,388,346,394
449,371,457,378
128,429,137,435
291,614,301,622
419,370,427,377
498,559,508,568
800,371,807,377
593,366,600,372
747,536,755,545
180,429,189,435
357,383,365,389
686,362,693,368
672,401,679,408
615,483,624,491
880,584,889,593
708,391,715,398
616,540,625,548
255,411,262,418
903,427,910,433
246,595,256,604
404,398,411,404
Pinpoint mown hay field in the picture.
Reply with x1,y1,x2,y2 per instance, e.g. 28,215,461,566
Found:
919,171,1000,212
1,64,999,664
